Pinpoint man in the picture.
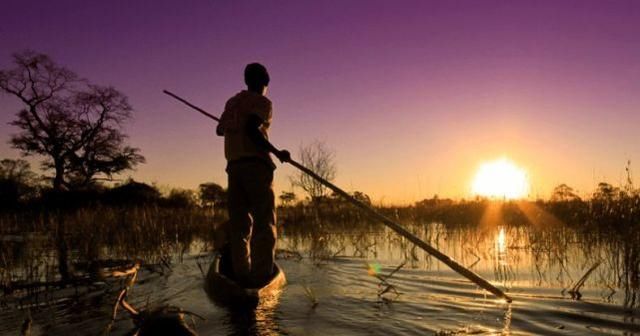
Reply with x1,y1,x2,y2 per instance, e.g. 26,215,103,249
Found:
216,63,290,287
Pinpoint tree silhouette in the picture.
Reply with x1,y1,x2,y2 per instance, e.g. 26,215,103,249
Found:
291,141,337,202
0,158,38,206
0,51,144,190
550,184,581,202
103,179,161,205
593,182,620,200
198,182,226,210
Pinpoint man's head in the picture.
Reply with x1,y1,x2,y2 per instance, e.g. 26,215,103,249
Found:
244,63,270,94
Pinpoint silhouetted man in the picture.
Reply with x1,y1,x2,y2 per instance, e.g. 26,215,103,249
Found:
216,63,290,287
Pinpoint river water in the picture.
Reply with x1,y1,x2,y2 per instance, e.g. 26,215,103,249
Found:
1,223,639,335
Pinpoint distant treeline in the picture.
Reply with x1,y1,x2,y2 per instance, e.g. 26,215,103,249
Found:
277,178,640,233
1,155,638,286
0,158,227,212
2,157,639,232
278,193,639,233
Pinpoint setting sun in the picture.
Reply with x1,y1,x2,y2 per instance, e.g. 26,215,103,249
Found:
472,158,529,199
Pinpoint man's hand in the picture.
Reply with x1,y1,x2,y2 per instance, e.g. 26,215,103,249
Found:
275,150,291,163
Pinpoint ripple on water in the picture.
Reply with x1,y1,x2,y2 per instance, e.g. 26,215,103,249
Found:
2,249,640,335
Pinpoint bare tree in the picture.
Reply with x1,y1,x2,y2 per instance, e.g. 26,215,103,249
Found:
0,50,144,190
291,141,337,202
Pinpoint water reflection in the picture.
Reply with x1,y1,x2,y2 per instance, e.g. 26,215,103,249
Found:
493,227,513,289
496,227,507,257
3,217,640,335
281,220,640,312
223,292,282,335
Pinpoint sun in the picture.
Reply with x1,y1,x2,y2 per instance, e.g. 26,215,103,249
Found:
472,158,529,199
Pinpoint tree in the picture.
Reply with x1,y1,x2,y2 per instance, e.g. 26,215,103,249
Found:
279,191,297,206
291,141,337,202
0,50,144,190
0,158,38,205
103,179,161,205
593,182,620,200
550,184,581,202
199,182,226,210
0,158,37,183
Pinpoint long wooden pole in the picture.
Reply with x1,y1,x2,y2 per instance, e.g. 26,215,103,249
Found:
164,89,512,302
163,90,220,122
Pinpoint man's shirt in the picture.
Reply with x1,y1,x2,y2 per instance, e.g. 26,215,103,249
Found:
219,90,274,167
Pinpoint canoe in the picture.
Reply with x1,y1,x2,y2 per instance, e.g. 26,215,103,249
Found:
204,251,286,307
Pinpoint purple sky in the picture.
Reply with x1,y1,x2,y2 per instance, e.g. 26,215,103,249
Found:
1,1,639,203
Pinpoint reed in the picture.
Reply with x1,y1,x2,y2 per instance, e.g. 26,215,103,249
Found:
301,284,319,308
0,205,215,291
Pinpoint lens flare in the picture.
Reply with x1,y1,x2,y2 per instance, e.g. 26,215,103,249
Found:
367,263,381,276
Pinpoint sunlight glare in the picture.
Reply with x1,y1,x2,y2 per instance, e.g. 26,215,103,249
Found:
472,158,529,199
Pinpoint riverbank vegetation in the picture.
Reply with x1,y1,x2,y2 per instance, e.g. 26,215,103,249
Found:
2,156,638,288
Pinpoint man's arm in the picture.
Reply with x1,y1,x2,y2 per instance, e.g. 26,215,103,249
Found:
246,114,290,163
217,101,231,136
216,123,224,136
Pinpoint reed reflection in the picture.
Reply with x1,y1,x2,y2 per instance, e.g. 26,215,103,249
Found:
279,215,640,311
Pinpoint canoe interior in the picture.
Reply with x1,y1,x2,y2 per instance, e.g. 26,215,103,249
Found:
205,250,286,307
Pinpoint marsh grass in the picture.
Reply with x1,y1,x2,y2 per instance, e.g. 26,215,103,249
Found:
1,185,639,313
275,195,640,309
0,205,216,294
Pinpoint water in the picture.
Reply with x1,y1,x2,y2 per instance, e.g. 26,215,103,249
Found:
2,223,640,335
